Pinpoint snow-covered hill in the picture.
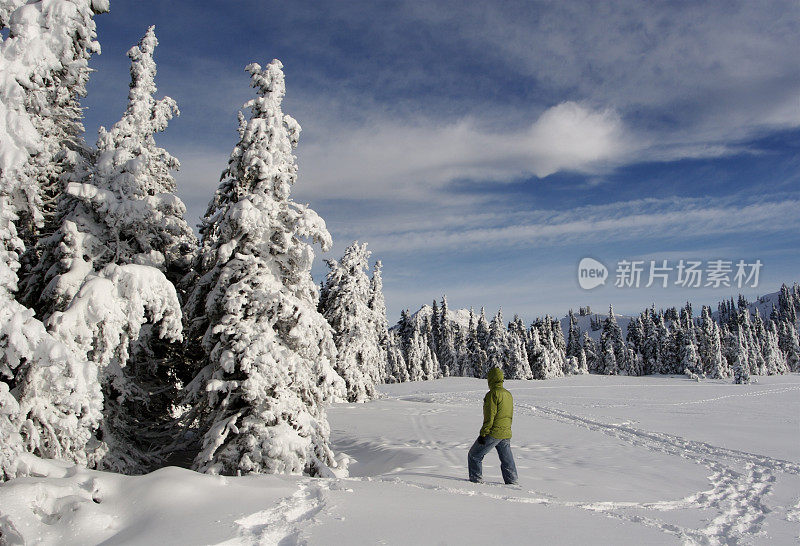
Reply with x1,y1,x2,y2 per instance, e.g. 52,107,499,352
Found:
559,310,633,342
407,303,473,330
2,375,799,544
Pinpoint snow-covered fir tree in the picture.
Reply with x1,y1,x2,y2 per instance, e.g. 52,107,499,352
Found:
777,319,800,372
385,329,409,383
549,316,568,374
12,0,109,256
405,328,429,382
762,321,786,375
566,310,582,361
505,317,531,379
681,337,702,379
18,26,195,472
464,308,487,378
420,313,440,380
528,318,563,379
0,0,109,480
429,299,441,361
599,306,627,375
368,260,389,382
24,26,196,318
320,241,384,402
0,381,22,480
698,306,728,378
46,263,183,472
438,296,458,377
486,309,507,373
732,327,752,385
582,331,599,373
182,60,345,476
475,307,491,378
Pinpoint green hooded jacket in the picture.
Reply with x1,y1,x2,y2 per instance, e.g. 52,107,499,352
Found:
480,367,513,439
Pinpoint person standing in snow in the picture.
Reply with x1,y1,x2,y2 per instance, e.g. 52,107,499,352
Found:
468,367,518,484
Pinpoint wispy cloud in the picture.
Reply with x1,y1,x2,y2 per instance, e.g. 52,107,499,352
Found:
335,196,800,254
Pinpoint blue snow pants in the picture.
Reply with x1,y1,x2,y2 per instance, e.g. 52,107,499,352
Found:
467,436,518,484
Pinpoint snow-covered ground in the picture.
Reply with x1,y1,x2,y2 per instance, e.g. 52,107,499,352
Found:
2,375,799,545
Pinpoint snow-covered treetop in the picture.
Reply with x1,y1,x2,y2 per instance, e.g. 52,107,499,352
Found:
95,25,180,197
0,0,106,186
235,60,301,201
197,59,331,282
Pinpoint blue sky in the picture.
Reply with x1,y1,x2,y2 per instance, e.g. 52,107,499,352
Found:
81,1,800,323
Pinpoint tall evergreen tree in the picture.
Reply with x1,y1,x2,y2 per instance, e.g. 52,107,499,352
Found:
599,305,626,375
699,306,727,378
430,298,441,359
0,0,109,479
732,327,752,384
625,316,646,376
466,308,488,378
385,329,409,383
566,310,582,360
777,320,800,372
182,60,345,476
12,0,109,256
505,324,531,380
762,321,786,375
24,26,196,317
582,331,599,373
487,309,507,373
28,27,196,471
368,260,389,383
475,307,491,377
438,295,457,377
405,327,429,382
320,241,384,402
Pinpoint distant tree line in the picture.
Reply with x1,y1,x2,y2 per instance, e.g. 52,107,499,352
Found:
385,284,800,386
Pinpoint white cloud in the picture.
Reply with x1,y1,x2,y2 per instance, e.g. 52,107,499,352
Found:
294,101,631,202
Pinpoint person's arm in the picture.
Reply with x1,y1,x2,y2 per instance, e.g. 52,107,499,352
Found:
479,392,496,438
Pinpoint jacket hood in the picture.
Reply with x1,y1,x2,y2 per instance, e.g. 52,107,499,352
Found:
487,367,504,388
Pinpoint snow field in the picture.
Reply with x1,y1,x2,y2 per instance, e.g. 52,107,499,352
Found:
1,374,798,545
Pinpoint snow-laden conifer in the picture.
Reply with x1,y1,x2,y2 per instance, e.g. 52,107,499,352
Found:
183,60,345,477
8,0,108,254
405,328,428,382
732,328,752,384
762,321,786,375
486,309,507,373
386,330,409,383
0,0,107,479
599,306,626,375
566,310,582,361
699,306,728,378
320,241,384,402
0,381,22,480
582,331,598,373
26,26,196,316
505,327,531,379
438,296,458,377
777,320,800,372
46,264,183,471
368,260,389,382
